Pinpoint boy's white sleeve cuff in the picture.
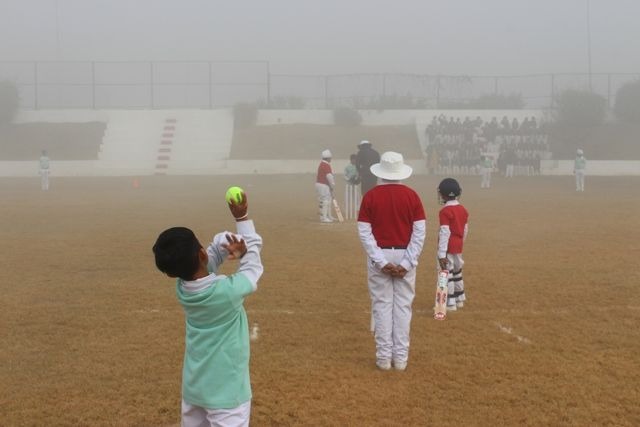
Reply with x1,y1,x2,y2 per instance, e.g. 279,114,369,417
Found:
236,219,255,234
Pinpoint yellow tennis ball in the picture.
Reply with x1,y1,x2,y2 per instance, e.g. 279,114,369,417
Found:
225,186,245,204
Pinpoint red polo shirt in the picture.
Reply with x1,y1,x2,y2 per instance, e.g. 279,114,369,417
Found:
358,184,426,247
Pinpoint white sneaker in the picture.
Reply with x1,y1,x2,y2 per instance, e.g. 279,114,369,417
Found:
447,303,457,312
376,360,391,371
456,294,466,308
393,361,407,371
320,218,334,223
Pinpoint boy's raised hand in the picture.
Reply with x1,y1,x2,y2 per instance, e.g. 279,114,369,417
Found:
228,192,248,221
222,233,247,260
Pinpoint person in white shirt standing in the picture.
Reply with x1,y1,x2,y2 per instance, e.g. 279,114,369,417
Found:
38,150,50,191
574,149,587,191
315,149,336,223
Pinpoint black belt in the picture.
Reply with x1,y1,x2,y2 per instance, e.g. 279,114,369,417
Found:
381,246,407,250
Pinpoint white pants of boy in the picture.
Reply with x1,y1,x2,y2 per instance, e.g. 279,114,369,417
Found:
40,169,50,191
182,400,251,427
505,164,515,178
481,168,492,188
314,182,334,222
368,248,416,365
575,170,585,191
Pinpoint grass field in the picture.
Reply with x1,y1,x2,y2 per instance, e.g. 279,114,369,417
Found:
1,173,639,426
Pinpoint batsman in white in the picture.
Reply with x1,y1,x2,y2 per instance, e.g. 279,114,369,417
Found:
357,152,426,371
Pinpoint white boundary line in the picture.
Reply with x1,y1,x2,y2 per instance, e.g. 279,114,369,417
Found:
495,322,532,344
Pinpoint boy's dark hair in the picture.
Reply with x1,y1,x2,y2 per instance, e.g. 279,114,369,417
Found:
350,154,357,161
153,227,202,280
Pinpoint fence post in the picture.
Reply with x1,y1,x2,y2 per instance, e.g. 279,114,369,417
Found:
208,61,213,108
34,62,39,110
435,74,440,109
382,73,387,98
550,73,555,109
266,61,271,107
607,73,611,109
149,61,154,108
324,75,329,109
91,61,96,109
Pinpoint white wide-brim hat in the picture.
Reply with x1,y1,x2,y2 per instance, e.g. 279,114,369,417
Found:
322,149,332,158
370,151,413,181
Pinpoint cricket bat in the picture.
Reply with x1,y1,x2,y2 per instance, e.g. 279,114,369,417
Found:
332,198,344,222
434,269,448,320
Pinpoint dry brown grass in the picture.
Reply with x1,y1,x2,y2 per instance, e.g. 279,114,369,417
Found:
0,123,105,160
1,174,639,426
231,124,422,159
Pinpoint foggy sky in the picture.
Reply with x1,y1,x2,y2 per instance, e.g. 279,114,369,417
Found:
1,0,639,76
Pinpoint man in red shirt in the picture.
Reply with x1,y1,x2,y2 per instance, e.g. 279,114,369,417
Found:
315,149,336,223
357,151,426,371
437,178,469,311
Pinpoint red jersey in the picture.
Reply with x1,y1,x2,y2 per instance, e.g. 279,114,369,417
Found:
316,160,332,185
358,184,426,247
439,203,469,254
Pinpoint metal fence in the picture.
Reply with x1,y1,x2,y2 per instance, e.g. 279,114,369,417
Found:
0,60,270,109
1,60,638,110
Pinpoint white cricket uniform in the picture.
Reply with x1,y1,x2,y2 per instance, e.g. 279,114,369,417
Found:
39,155,50,191
575,156,586,191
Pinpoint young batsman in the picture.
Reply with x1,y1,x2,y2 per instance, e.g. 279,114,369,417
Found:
437,178,469,311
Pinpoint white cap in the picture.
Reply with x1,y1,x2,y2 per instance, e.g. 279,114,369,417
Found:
577,149,584,155
359,140,371,146
370,151,413,181
322,149,332,159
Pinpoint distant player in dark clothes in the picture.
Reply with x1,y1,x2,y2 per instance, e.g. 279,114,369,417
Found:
355,140,380,195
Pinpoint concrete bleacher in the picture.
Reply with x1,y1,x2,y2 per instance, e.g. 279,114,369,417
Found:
0,109,236,176
97,109,234,175
166,110,233,175
98,111,165,174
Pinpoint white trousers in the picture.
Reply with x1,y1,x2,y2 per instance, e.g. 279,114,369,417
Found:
481,168,492,188
505,164,515,178
368,249,416,364
575,170,585,191
182,400,251,427
40,169,50,191
315,183,333,221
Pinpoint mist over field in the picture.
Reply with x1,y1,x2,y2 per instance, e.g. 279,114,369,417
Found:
1,0,640,75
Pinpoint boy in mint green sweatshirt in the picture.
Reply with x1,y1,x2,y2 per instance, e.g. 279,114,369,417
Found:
153,194,263,427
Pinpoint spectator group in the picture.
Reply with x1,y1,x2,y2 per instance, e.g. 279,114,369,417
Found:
425,115,551,176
